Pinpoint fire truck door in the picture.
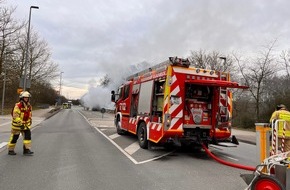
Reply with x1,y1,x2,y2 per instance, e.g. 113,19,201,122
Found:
120,84,131,129
130,84,140,117
138,80,154,115
152,80,165,122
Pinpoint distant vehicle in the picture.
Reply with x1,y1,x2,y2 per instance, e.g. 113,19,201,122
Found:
67,101,72,108
62,102,71,109
92,106,101,111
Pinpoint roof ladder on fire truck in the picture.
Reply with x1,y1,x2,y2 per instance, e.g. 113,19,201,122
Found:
126,60,168,81
126,57,190,81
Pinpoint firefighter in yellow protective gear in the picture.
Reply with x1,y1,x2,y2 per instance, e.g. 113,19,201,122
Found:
270,104,290,153
7,91,34,155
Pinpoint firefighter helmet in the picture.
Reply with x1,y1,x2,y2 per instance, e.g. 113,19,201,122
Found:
19,91,31,99
276,104,287,110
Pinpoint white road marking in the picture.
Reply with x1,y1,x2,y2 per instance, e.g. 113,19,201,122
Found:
0,122,10,126
109,133,120,140
94,126,139,164
0,142,8,149
137,151,175,164
99,125,114,128
209,145,223,151
209,146,239,161
78,110,176,165
223,155,239,161
124,141,140,155
94,126,176,165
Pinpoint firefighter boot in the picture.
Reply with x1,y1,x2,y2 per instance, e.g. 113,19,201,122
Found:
8,150,16,155
23,146,34,155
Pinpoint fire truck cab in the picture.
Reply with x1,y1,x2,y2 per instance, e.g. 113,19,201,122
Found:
111,57,247,149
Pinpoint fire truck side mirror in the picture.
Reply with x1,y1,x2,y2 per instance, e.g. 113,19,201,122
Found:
111,91,115,102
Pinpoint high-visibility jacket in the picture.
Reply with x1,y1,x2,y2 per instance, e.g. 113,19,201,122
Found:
270,109,290,139
11,101,32,130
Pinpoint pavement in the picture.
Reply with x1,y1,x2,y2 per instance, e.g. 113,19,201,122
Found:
0,107,59,131
232,128,256,145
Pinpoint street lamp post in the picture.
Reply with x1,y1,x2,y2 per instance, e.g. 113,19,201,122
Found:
58,72,64,106
219,56,227,78
23,6,39,91
219,57,227,66
1,55,7,115
59,72,64,96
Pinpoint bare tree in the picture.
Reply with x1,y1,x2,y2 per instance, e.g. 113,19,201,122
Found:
234,40,278,121
12,25,59,86
29,31,59,82
0,6,23,74
0,3,60,108
280,50,290,78
188,49,235,72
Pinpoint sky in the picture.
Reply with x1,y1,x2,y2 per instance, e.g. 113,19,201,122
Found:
3,0,290,106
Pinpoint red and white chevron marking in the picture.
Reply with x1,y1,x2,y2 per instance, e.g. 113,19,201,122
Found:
129,116,162,132
281,122,286,153
227,91,232,118
167,74,183,130
219,90,232,117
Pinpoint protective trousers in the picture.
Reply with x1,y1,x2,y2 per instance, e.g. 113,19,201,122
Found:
7,128,32,151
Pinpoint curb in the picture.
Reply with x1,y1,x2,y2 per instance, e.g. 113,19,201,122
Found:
43,107,61,119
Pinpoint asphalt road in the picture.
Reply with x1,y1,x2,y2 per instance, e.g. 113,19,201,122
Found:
0,107,255,190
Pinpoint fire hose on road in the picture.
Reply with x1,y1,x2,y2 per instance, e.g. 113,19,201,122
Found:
201,121,290,189
201,143,284,189
201,143,256,171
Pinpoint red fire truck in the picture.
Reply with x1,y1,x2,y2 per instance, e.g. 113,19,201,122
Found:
111,57,247,149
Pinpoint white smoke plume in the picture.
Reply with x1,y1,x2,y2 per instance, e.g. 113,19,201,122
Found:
80,61,151,110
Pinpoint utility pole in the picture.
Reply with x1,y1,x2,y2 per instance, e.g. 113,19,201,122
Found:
23,6,39,91
1,52,7,115
59,72,64,96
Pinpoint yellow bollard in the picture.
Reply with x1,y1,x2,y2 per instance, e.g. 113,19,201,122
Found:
255,123,271,164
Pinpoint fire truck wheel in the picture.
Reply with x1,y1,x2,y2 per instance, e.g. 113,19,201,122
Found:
116,118,125,135
250,175,285,190
137,122,148,149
